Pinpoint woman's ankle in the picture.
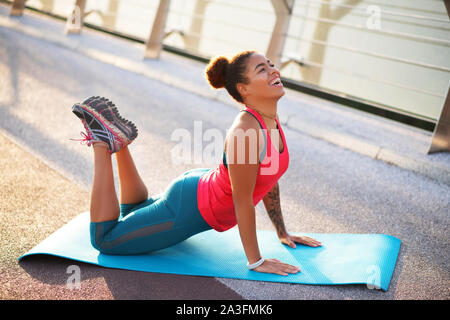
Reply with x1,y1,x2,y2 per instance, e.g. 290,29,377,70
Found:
92,141,109,149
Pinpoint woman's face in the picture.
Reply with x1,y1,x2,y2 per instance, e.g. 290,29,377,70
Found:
238,53,285,103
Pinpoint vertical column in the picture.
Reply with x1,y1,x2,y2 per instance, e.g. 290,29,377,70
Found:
9,0,25,16
144,0,171,59
185,0,209,53
103,0,119,31
266,0,294,68
428,85,450,154
41,0,55,13
428,1,450,154
65,0,86,34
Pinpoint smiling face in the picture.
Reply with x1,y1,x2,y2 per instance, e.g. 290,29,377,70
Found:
237,53,285,104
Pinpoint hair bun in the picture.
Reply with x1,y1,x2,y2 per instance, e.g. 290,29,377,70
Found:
205,56,229,89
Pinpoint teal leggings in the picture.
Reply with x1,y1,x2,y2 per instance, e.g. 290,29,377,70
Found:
90,168,212,255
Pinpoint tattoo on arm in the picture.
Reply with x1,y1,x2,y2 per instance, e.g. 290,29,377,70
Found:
263,182,288,237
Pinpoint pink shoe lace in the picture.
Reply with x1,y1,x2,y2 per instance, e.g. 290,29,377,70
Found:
70,131,112,153
70,131,96,146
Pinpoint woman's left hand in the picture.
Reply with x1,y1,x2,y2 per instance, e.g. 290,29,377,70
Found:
279,234,322,248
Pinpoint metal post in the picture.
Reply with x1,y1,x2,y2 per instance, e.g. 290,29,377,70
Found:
41,0,55,13
103,0,119,31
9,0,25,16
428,2,450,154
65,0,86,34
266,0,294,68
303,0,361,85
185,0,209,53
144,0,171,59
428,85,450,154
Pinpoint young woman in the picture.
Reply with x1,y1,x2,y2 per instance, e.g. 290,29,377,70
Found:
71,50,321,277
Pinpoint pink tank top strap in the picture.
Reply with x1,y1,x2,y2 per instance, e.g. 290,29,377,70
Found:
197,106,290,233
273,116,287,153
240,106,270,162
242,105,287,154
242,106,268,130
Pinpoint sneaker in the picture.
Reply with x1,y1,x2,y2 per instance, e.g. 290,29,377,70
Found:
71,96,138,153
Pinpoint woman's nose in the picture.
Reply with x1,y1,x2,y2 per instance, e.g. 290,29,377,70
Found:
269,65,280,76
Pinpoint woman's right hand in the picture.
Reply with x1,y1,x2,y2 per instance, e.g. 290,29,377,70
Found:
253,259,300,276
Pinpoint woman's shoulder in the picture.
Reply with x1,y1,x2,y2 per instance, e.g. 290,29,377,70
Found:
230,111,261,132
224,111,264,154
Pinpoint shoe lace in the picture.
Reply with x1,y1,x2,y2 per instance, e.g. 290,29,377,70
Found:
70,131,95,146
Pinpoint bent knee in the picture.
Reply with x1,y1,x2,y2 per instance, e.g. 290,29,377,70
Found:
89,220,118,254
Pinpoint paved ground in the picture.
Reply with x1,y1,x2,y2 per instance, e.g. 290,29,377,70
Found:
0,4,449,300
0,132,243,300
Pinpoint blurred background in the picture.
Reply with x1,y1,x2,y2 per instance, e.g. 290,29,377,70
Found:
10,0,450,128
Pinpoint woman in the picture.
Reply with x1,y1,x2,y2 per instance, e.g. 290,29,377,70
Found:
71,50,321,277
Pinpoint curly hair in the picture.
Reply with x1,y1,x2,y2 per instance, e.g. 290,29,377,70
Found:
204,50,256,103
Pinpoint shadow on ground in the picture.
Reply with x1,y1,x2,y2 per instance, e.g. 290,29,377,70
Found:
19,255,243,300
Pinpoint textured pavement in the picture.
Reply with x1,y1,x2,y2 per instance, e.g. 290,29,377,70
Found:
0,133,242,300
0,4,449,300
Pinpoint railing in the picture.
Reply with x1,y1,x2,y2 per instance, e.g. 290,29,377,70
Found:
5,0,450,153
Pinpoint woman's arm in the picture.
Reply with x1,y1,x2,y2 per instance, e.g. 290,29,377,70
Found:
226,115,262,264
233,185,262,264
262,182,288,238
226,114,300,275
263,182,322,248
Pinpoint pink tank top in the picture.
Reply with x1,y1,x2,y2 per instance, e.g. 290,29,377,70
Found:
197,106,290,232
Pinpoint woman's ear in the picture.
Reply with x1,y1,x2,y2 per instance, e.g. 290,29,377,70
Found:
237,83,249,99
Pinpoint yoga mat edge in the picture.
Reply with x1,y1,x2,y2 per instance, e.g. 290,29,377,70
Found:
18,212,401,291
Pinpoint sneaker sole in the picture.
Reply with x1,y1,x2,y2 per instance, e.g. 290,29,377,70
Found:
81,97,138,143
72,102,137,146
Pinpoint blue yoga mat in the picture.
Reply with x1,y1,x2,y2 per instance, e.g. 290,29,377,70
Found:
19,212,401,291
